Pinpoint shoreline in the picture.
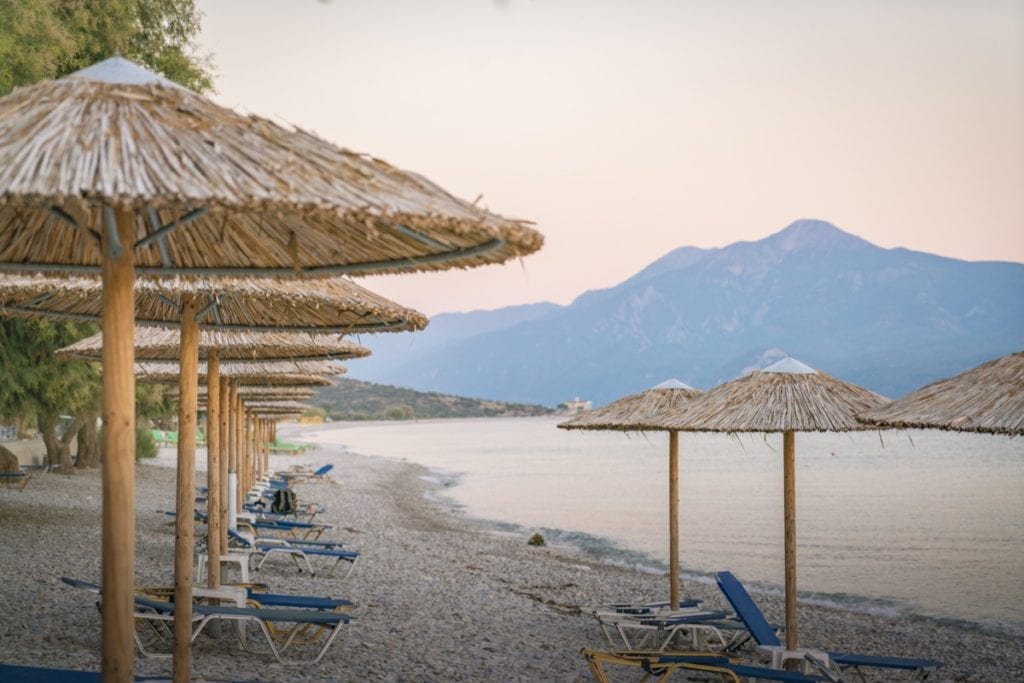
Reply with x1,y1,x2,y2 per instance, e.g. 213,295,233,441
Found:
0,437,1021,680
291,419,1024,644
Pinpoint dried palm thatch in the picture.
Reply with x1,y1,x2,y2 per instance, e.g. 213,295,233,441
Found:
557,377,703,610
247,404,308,417
56,326,371,362
558,379,702,431
240,400,310,411
178,385,317,401
859,351,1024,435
0,58,542,276
143,371,334,387
136,359,339,387
0,274,427,333
656,360,888,432
645,358,888,651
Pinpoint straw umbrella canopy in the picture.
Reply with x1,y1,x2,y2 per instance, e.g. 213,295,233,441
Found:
177,385,317,401
559,379,702,609
655,358,889,649
0,274,429,333
23,278,403,679
136,362,339,386
0,56,541,682
57,327,371,363
239,401,311,415
15,276,396,683
0,58,543,278
858,351,1024,435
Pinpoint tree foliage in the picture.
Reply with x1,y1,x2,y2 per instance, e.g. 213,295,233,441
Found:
0,1,211,466
0,319,100,469
0,0,214,96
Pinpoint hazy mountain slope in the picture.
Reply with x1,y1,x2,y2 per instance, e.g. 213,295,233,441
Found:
347,220,1024,405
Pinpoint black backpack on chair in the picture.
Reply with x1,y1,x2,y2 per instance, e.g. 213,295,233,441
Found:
271,487,297,514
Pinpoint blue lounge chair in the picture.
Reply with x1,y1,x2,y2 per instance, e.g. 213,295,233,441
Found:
0,663,170,681
716,571,942,680
582,598,762,652
0,470,31,489
280,464,333,482
228,528,359,578
132,595,351,664
61,577,351,665
581,649,829,682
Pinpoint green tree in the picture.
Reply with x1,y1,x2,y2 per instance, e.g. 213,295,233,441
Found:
0,1,210,467
0,319,100,472
0,0,214,96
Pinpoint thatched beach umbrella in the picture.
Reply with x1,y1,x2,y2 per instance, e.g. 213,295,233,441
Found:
0,55,541,681
0,274,429,333
58,327,371,363
6,275,407,683
656,358,888,649
137,362,338,386
57,327,369,596
184,385,318,401
859,351,1024,435
559,379,702,609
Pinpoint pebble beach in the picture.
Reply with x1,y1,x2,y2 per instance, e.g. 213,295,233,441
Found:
1,436,1021,682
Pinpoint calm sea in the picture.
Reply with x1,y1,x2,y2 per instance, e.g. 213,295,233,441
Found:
297,416,1024,638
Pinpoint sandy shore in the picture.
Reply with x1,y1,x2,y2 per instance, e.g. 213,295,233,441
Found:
0,435,1021,682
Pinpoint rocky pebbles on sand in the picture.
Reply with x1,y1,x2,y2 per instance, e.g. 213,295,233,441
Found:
0,442,1020,682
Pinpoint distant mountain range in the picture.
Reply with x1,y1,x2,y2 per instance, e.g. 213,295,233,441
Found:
346,220,1024,406
310,378,552,421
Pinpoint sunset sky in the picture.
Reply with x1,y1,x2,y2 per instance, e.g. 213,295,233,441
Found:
197,0,1024,315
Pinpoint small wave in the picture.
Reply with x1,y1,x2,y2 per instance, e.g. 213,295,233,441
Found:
419,467,462,488
411,460,1024,641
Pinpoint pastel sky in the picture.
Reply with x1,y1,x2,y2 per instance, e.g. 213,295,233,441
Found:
197,0,1024,315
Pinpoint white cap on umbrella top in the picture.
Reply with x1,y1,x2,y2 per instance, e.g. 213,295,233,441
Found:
68,56,184,89
763,357,818,374
651,378,697,390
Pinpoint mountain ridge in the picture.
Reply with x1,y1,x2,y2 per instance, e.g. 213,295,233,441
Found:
347,220,1024,406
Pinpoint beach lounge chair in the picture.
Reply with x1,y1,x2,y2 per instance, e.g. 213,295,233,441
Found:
280,464,334,482
581,649,829,682
228,528,359,579
716,571,943,680
247,517,334,541
0,470,31,489
131,594,351,664
0,663,169,682
61,577,351,665
585,606,742,652
581,598,758,652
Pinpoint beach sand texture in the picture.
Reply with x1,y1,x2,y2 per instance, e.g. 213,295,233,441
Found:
0,440,1021,682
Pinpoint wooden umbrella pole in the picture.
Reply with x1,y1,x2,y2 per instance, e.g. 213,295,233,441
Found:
101,207,136,683
206,350,221,590
259,418,267,479
254,417,260,481
249,413,257,485
266,419,274,479
218,379,230,551
668,430,680,609
228,382,238,531
233,387,242,517
173,296,200,683
241,398,248,508
783,429,798,650
241,408,249,495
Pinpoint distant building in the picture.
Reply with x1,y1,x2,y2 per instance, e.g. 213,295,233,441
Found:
562,397,592,414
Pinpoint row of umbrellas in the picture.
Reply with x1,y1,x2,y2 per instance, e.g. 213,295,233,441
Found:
559,351,1024,651
0,55,544,682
